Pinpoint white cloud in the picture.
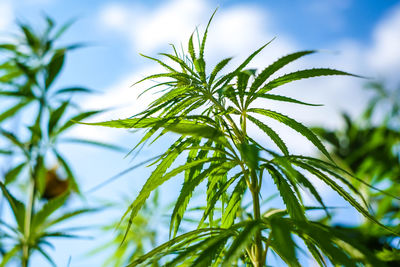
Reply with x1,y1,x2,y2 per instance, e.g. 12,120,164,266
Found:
0,0,13,31
99,3,130,29
99,0,208,54
367,3,400,82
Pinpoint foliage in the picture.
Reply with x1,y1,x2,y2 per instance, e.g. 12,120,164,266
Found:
314,81,400,264
0,17,114,266
89,192,161,267
91,11,396,266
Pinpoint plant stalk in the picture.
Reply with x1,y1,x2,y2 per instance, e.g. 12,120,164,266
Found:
22,178,35,267
250,170,264,267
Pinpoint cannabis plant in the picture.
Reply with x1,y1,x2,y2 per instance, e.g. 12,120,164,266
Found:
0,17,113,266
90,12,395,266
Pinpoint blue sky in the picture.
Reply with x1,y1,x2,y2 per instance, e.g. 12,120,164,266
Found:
1,0,400,266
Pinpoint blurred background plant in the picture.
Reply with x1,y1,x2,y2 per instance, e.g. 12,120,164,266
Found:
0,17,120,266
88,191,163,267
313,81,400,264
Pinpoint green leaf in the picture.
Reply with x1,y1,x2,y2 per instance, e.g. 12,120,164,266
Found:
0,149,12,155
60,138,126,152
4,162,26,185
45,208,98,228
248,115,289,156
188,33,196,61
295,162,399,236
128,228,224,266
57,110,103,134
165,123,225,141
0,101,30,123
213,38,275,90
32,193,69,229
209,57,233,86
80,117,162,128
222,220,260,266
249,50,316,95
238,143,260,170
45,49,65,88
258,68,360,94
54,87,96,95
292,221,358,267
52,18,76,40
0,245,19,267
249,108,332,161
170,163,222,238
0,44,17,51
199,170,240,228
0,71,23,82
0,128,28,156
121,141,196,241
265,165,306,221
0,181,25,231
36,246,56,267
251,93,322,106
48,101,69,135
53,150,79,194
269,217,300,267
19,23,40,50
221,177,247,228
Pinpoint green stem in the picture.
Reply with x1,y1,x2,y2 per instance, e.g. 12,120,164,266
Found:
250,175,264,267
22,178,35,267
